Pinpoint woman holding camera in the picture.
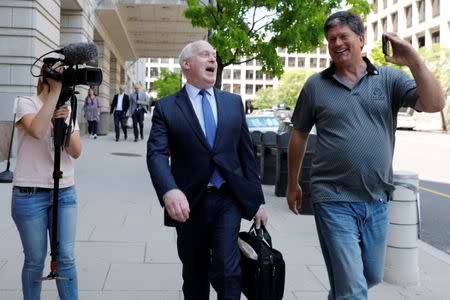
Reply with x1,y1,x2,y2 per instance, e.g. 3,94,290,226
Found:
83,87,100,139
11,64,81,300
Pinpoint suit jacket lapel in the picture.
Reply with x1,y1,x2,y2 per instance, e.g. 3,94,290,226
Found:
175,87,210,149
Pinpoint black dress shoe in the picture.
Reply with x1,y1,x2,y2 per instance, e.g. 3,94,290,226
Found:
115,137,119,142
134,138,138,142
124,134,127,140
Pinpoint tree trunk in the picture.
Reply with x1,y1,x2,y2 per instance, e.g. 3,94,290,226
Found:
215,54,224,89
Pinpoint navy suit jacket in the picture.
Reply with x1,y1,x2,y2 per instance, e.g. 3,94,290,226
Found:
147,86,264,226
110,93,130,114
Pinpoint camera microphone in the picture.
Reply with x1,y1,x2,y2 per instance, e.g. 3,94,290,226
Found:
55,42,98,65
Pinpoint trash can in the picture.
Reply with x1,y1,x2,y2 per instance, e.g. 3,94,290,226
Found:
260,131,277,185
274,132,290,196
250,131,263,175
384,171,420,286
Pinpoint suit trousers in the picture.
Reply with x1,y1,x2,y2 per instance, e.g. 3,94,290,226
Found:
113,110,127,139
132,109,145,140
176,187,242,300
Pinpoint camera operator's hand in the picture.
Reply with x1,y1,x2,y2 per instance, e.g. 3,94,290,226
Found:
53,105,69,120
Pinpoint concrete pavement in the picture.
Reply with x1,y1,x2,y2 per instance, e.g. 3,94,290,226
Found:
1,118,450,299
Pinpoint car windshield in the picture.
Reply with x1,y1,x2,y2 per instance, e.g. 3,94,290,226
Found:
247,116,279,127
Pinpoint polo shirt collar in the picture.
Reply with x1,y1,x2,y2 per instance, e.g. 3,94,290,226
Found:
321,57,379,78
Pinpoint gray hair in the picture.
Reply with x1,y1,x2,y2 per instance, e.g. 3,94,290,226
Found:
324,11,364,37
178,40,209,73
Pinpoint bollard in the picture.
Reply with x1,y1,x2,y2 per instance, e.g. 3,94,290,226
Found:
384,171,420,286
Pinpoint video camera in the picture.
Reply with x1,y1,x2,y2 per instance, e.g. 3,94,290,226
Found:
43,57,103,88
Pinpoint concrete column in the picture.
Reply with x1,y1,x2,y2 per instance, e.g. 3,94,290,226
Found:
95,41,111,135
0,0,61,161
60,8,95,135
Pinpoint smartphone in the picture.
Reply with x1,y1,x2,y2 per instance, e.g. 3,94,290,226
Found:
382,34,391,56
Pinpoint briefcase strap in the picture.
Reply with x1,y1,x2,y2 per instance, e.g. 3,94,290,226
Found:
249,223,272,248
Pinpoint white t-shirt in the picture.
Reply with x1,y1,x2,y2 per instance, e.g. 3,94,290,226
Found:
12,96,79,188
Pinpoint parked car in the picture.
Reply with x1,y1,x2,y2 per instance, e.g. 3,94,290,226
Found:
246,114,281,133
397,107,416,130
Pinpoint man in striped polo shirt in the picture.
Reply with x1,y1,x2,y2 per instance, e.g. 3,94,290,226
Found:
286,11,445,300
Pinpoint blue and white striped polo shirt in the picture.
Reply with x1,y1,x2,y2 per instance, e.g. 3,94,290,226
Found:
292,57,418,203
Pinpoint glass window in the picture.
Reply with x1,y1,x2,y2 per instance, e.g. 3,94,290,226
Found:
150,67,159,77
223,69,231,79
320,58,327,68
432,31,440,43
372,22,378,41
145,67,149,77
245,84,253,94
160,58,169,64
288,57,296,67
233,70,241,80
432,0,440,17
391,12,398,33
246,60,254,66
381,17,387,33
150,58,158,63
418,0,425,23
222,84,231,92
310,58,317,68
255,85,263,92
405,5,412,28
373,0,378,13
297,57,305,67
233,84,241,94
255,70,263,80
418,35,425,48
246,70,254,80
266,72,273,80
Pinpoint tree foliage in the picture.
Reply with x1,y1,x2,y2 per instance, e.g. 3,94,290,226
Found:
152,69,182,99
184,0,371,88
418,44,450,130
253,68,315,109
369,41,401,69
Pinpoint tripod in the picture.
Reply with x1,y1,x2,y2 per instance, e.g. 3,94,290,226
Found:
40,88,77,282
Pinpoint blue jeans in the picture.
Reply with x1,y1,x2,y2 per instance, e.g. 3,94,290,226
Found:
313,196,389,300
11,186,78,300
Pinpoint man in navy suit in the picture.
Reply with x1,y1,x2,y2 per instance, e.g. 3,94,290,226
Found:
110,85,130,141
147,40,268,300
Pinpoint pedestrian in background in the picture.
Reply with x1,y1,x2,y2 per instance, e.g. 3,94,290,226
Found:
83,87,100,139
11,63,82,299
129,83,149,142
147,40,267,300
110,85,130,141
286,11,445,300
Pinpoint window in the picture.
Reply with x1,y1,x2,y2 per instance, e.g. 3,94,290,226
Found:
150,58,158,63
418,0,425,23
372,22,378,41
150,67,159,77
432,0,440,17
222,84,231,92
246,70,254,80
255,85,263,92
233,84,241,94
288,57,296,67
383,0,387,9
393,0,398,3
256,60,262,66
405,5,412,28
145,67,149,77
297,57,305,67
417,35,425,48
278,48,286,53
320,58,327,68
320,47,327,54
373,0,378,13
266,72,273,80
245,84,253,95
173,58,179,64
391,12,398,33
223,69,231,79
310,58,317,68
265,85,273,89
255,70,263,80
160,58,169,64
233,70,241,80
431,31,440,43
246,60,254,66
381,17,387,33
279,56,285,66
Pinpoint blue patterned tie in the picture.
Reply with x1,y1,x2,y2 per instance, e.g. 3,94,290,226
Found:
199,89,225,188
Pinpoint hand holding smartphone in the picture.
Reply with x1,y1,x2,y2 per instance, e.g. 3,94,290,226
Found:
382,33,392,56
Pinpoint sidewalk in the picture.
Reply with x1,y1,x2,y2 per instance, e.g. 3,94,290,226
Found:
1,120,450,299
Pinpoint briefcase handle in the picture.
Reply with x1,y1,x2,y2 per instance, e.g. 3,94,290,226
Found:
249,223,273,248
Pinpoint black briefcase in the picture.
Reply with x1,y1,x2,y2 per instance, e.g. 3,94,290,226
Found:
238,224,285,300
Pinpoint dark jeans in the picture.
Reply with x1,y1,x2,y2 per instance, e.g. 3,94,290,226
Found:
87,120,98,135
176,187,241,300
113,110,127,139
132,109,145,139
